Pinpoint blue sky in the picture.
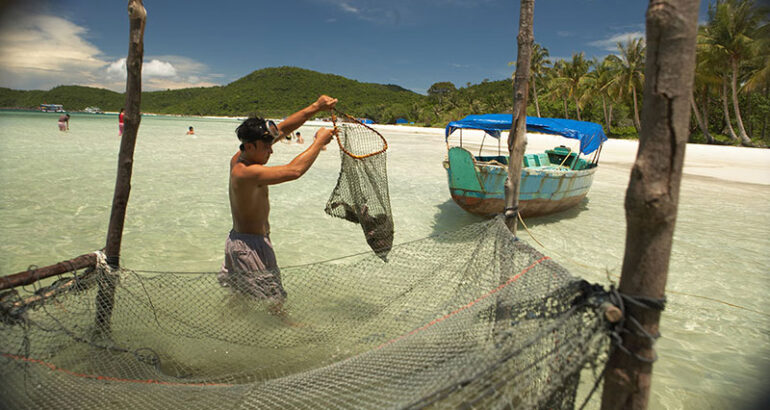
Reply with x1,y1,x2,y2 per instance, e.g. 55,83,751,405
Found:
0,0,710,95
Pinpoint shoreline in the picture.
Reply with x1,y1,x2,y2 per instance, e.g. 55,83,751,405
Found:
3,110,767,185
367,124,770,186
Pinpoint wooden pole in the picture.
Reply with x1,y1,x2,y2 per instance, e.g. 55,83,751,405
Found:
0,252,97,291
600,1,699,409
504,0,534,235
95,0,146,333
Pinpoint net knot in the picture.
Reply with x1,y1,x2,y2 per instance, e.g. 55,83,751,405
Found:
94,251,108,270
503,206,519,218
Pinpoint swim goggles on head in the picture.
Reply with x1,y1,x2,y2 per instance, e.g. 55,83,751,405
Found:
262,120,280,140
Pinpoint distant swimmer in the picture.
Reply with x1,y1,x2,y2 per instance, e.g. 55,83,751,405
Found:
296,131,304,144
58,114,70,131
118,108,125,136
219,95,337,318
186,126,195,135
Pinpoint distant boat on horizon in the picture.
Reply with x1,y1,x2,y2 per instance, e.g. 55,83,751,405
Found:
38,104,65,113
83,106,104,114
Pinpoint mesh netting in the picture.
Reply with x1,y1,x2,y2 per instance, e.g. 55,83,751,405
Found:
0,217,609,409
325,111,393,260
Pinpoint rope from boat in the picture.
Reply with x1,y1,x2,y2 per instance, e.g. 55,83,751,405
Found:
557,147,572,168
516,213,770,318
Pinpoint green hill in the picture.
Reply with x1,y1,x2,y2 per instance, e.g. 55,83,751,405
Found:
0,85,124,112
0,67,428,122
0,66,522,125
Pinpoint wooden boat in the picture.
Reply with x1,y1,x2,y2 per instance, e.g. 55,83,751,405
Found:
443,114,607,218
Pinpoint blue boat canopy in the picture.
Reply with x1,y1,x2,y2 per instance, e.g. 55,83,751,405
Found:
445,114,608,155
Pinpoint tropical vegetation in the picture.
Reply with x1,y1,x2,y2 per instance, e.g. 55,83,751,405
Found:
0,0,767,146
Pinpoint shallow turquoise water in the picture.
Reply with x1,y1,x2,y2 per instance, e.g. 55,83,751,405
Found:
1,110,768,409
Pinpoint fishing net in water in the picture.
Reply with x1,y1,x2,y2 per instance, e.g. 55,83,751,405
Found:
0,217,610,409
325,110,393,261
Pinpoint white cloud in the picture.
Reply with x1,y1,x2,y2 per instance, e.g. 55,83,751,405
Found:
0,11,222,91
588,31,645,52
99,57,218,91
318,0,493,26
0,11,105,88
339,2,360,14
106,58,178,80
317,0,405,24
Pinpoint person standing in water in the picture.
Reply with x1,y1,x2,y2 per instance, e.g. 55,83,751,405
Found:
295,131,304,144
118,108,125,136
187,126,195,135
219,95,337,316
58,113,70,131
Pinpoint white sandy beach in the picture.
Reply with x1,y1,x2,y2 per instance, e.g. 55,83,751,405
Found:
168,115,770,185
346,122,770,186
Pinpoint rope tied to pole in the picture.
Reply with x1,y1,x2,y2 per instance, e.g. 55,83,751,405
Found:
606,285,666,364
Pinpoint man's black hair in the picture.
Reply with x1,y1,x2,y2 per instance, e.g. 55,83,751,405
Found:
236,117,273,142
236,116,272,151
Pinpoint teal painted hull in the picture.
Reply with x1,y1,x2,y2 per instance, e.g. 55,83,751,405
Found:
444,146,597,217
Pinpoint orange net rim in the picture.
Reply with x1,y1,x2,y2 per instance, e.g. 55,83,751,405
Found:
331,109,388,160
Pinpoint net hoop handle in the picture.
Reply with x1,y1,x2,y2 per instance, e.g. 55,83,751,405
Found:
331,109,388,160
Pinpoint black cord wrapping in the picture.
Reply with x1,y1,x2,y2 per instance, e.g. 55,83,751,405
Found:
576,283,667,410
607,285,666,363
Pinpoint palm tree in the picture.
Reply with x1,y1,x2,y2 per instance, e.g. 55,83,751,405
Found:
508,43,550,117
558,52,591,120
609,38,645,132
700,0,765,146
744,21,770,92
545,59,571,118
530,43,551,117
745,18,770,140
692,27,723,144
584,57,617,132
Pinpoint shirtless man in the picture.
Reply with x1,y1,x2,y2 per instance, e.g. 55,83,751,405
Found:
219,95,337,314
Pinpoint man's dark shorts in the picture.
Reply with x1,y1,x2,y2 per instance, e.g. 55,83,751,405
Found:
218,230,287,302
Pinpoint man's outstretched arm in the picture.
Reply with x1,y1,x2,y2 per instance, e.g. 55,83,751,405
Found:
275,95,337,143
234,128,335,186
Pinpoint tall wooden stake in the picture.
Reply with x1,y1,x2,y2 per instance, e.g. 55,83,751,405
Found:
601,1,699,409
504,0,534,235
95,0,146,333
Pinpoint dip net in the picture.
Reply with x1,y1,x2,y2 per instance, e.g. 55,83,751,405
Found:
325,110,393,260
0,217,609,409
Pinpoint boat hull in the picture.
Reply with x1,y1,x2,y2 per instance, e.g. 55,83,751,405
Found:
444,147,597,218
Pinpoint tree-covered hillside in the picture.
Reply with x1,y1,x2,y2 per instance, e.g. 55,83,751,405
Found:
0,66,427,121
0,85,124,112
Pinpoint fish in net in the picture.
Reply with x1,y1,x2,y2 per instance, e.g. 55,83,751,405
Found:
325,110,393,261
